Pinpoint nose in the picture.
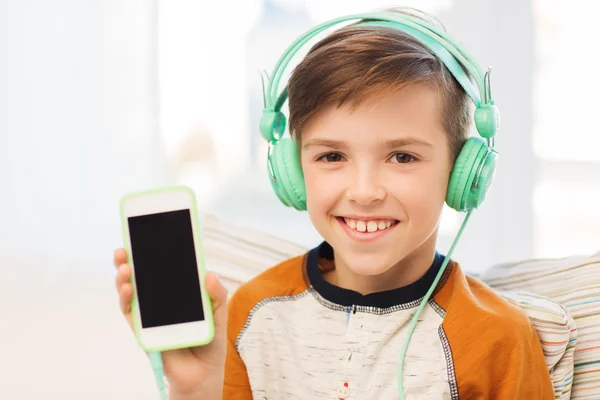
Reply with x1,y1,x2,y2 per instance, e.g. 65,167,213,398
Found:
346,167,386,206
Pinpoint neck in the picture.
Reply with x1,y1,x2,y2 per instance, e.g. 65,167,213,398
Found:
323,234,438,295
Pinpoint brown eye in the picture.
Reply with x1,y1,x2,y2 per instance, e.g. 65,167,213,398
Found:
318,153,344,162
391,153,416,164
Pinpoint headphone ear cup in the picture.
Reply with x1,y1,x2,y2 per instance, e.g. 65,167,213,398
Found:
446,137,496,212
269,138,307,211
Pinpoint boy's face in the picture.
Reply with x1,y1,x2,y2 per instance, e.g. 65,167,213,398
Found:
300,84,453,280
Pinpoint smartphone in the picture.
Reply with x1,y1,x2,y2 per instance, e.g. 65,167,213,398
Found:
119,185,214,352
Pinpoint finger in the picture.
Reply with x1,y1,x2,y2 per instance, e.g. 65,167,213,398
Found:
115,264,131,291
118,283,134,330
119,282,133,315
205,271,228,309
205,272,228,329
113,248,127,268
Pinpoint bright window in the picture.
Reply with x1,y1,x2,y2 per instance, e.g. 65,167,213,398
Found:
532,0,600,257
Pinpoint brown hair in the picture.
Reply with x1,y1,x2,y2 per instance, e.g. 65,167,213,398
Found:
287,8,471,163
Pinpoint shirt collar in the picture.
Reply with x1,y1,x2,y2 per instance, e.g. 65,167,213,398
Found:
306,241,447,308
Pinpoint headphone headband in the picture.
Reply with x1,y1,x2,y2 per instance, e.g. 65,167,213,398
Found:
260,11,499,143
265,12,491,108
260,12,500,142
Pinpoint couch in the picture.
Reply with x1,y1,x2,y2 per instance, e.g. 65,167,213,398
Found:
202,214,600,400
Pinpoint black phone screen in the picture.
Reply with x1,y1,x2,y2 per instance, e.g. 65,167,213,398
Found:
127,209,205,328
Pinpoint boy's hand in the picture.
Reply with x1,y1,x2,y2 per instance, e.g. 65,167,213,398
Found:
113,248,228,399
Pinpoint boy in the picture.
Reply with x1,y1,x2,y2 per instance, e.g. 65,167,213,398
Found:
113,7,554,399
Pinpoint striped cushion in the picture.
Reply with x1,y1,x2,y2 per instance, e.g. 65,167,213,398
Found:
497,290,576,399
481,255,600,399
201,214,308,292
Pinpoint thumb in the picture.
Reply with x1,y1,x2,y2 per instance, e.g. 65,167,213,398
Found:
205,271,228,330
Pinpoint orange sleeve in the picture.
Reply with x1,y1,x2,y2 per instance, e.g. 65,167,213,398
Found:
435,265,555,399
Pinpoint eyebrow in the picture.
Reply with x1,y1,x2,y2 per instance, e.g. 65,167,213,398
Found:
302,138,348,151
302,137,434,150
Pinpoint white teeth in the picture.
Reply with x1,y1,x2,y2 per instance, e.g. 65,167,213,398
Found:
367,221,378,232
343,218,396,233
356,220,367,232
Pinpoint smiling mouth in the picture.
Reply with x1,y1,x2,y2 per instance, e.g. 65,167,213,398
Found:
336,216,399,233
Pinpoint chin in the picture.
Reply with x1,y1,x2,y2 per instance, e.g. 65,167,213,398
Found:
337,250,398,277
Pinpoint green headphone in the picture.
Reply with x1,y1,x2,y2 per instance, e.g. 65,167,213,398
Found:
259,11,500,213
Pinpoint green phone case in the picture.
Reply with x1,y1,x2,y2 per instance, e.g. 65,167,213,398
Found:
119,185,215,353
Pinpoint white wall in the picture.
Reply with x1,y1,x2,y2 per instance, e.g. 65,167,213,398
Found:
0,1,167,398
0,0,167,262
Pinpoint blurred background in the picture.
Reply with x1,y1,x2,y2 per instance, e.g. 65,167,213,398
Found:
1,0,598,398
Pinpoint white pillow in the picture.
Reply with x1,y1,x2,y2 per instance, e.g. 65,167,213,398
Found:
201,213,307,291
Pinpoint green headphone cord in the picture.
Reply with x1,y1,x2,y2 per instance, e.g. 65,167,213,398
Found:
397,210,473,400
149,351,168,400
